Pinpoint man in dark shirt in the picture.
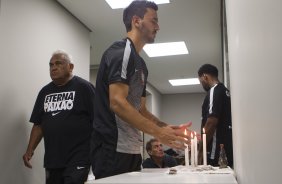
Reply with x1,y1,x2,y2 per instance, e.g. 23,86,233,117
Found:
197,64,233,167
23,50,95,184
91,0,191,179
142,138,177,168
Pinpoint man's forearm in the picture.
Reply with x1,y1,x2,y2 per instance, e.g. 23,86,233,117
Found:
140,108,167,127
26,125,43,153
204,117,218,146
111,96,163,136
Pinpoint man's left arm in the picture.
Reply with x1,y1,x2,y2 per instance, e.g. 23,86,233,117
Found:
139,97,167,127
139,97,192,134
198,116,219,164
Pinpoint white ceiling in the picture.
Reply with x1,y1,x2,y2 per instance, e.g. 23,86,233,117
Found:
57,0,223,94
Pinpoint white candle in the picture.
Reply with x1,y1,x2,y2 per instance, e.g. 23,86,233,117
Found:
184,129,189,167
203,128,207,166
191,132,195,167
194,131,198,166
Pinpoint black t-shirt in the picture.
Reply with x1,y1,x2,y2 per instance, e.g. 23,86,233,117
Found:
93,38,148,154
142,155,177,168
30,76,95,168
201,83,233,166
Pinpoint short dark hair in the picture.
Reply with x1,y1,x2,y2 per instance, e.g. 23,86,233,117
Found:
198,64,218,77
146,138,158,153
123,0,158,32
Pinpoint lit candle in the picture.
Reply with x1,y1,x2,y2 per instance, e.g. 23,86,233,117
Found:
203,128,207,166
184,129,190,167
191,132,195,167
194,131,198,166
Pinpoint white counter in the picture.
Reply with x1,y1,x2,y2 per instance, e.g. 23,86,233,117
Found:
86,166,237,184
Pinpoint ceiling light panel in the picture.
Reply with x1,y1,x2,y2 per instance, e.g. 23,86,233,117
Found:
143,41,189,57
169,78,200,86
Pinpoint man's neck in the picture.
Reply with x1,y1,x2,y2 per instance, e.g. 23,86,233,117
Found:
127,32,145,53
54,75,73,86
209,78,219,88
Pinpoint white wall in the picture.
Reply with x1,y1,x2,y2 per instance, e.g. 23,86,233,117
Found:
143,83,162,159
0,0,90,184
161,93,206,133
153,93,205,156
146,83,162,118
226,0,282,183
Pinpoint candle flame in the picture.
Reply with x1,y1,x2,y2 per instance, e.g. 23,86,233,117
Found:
203,128,205,134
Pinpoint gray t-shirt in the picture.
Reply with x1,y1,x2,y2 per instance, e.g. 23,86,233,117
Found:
93,38,148,154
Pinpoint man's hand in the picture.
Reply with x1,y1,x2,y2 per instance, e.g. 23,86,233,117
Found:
169,121,193,141
156,122,192,149
169,121,192,130
23,151,34,169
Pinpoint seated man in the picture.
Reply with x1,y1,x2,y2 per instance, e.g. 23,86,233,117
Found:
142,138,177,168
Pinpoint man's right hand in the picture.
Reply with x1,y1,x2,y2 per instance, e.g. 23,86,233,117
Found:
23,151,33,169
156,125,191,150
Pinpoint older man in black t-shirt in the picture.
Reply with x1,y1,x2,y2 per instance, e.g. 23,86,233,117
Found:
23,50,95,184
142,138,177,168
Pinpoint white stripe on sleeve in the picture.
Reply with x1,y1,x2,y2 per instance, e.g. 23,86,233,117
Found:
121,39,131,79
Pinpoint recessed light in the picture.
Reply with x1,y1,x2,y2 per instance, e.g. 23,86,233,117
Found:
143,41,188,57
105,0,170,9
169,78,200,86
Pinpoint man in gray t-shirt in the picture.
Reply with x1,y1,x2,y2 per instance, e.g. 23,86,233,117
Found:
91,1,191,179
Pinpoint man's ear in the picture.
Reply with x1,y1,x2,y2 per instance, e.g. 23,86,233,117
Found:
203,74,209,80
148,150,152,156
132,15,141,28
69,63,74,72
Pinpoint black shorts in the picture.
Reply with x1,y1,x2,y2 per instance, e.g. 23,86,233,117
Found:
45,165,89,184
91,140,142,179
